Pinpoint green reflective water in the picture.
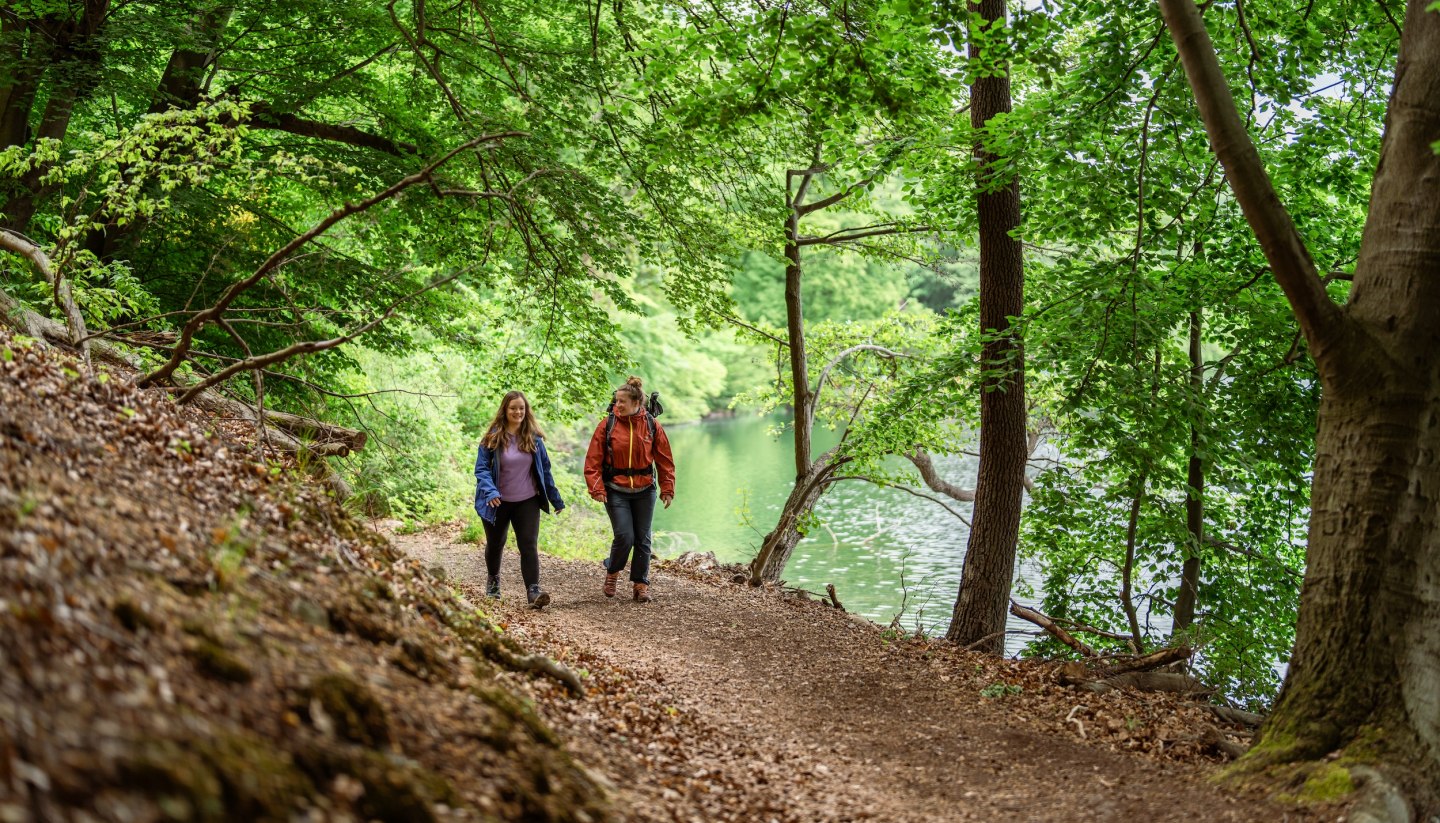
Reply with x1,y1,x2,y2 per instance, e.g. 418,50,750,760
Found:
652,413,1044,653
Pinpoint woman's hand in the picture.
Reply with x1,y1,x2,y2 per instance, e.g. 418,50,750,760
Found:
487,496,502,508
661,494,673,509
590,491,607,504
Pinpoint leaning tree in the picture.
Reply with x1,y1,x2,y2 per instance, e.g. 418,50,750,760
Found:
1160,0,1439,812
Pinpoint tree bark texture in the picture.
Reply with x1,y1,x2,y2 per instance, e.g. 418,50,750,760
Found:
0,14,47,150
0,0,110,234
149,5,232,113
946,0,1027,652
1174,310,1204,632
1162,0,1440,808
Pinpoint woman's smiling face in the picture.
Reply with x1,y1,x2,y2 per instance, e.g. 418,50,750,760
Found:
613,391,638,416
506,397,527,425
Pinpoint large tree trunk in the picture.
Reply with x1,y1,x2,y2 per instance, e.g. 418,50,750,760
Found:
945,0,1027,652
149,4,231,113
1174,310,1203,632
0,15,44,150
1161,0,1440,810
0,0,110,234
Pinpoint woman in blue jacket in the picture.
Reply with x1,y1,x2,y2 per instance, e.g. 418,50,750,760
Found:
474,390,565,608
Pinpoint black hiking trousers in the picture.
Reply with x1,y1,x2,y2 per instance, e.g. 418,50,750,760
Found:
603,485,656,585
482,494,542,588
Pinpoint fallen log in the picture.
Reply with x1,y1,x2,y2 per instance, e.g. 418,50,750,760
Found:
1093,645,1193,678
1010,600,1096,657
1191,703,1266,728
185,391,363,457
1078,671,1213,696
1057,645,1207,696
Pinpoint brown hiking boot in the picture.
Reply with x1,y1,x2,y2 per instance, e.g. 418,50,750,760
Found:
633,583,651,603
603,571,619,598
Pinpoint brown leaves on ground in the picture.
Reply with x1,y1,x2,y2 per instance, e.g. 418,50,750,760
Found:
0,331,606,822
402,530,1346,823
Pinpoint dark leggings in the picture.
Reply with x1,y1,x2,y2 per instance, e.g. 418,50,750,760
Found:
604,485,656,584
482,495,541,587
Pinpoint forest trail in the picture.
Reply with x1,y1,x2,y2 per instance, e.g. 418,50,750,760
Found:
396,527,1335,823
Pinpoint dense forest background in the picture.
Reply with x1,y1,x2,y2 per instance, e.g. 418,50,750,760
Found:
0,0,1425,763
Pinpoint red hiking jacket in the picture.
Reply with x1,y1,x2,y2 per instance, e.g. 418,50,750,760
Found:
583,411,676,498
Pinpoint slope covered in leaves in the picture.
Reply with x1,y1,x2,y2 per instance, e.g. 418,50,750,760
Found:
0,330,604,822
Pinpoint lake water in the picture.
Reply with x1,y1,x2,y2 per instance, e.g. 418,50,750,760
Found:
651,413,1046,655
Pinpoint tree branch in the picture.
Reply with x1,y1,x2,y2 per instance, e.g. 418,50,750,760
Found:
1158,0,1344,360
0,229,89,367
718,311,789,347
832,475,972,526
906,450,975,502
797,223,934,247
176,269,466,404
1205,535,1302,580
796,174,873,216
139,131,526,388
808,343,908,433
245,102,418,157
1010,600,1097,657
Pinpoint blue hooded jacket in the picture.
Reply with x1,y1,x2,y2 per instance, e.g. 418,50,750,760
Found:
473,433,566,524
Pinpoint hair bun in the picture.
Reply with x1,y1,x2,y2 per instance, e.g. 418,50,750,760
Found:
626,376,643,389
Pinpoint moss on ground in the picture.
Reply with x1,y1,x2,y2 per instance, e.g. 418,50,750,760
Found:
119,732,314,821
185,639,254,684
298,674,393,748
292,741,459,823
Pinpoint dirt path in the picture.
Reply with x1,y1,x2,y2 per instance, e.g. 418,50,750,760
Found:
397,527,1331,823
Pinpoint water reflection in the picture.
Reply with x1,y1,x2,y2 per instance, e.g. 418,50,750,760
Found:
652,413,1045,655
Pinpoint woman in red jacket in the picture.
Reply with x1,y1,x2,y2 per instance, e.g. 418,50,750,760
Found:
583,376,676,603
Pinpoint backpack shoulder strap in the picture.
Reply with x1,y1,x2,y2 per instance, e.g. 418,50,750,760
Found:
602,413,616,470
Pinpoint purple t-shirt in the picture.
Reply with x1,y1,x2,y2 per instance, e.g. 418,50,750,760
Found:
497,435,539,502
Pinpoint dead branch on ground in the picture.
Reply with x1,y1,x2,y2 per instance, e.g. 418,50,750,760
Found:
1009,600,1096,657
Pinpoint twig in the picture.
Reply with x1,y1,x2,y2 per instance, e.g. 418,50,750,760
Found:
831,476,973,527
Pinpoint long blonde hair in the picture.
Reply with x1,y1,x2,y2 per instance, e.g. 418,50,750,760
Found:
481,391,543,453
